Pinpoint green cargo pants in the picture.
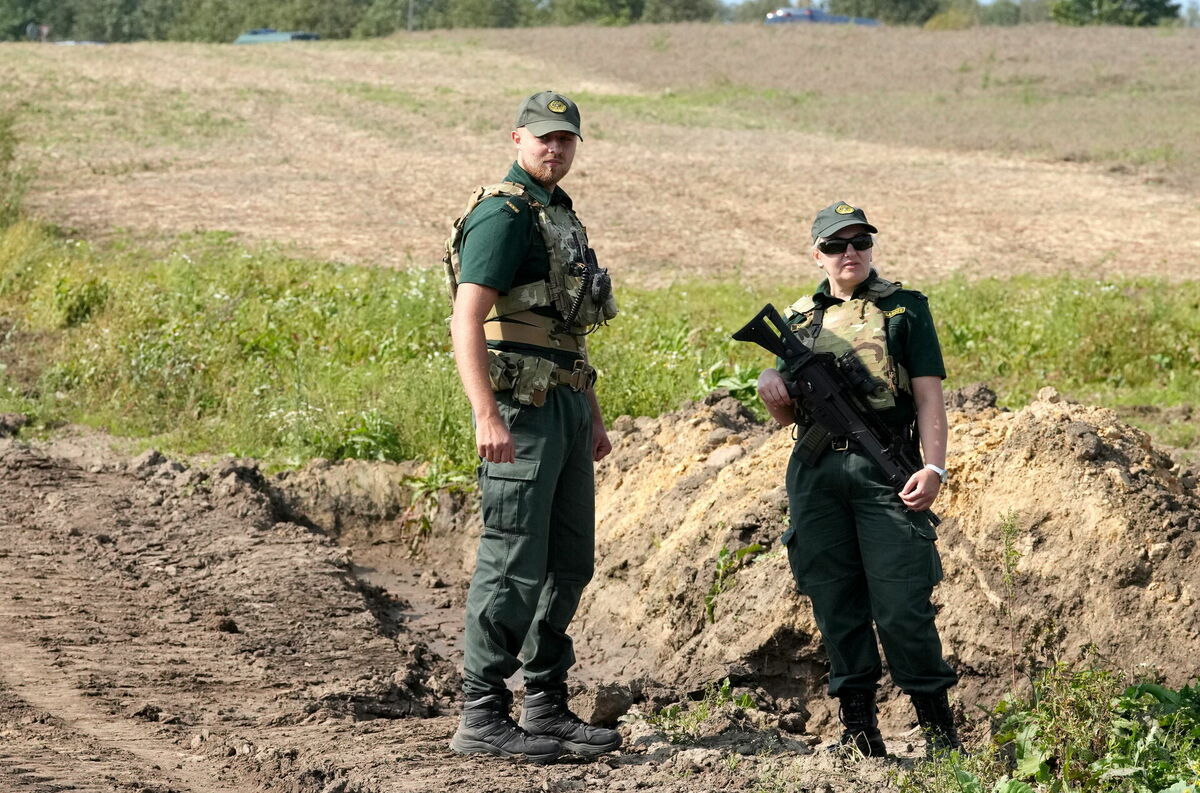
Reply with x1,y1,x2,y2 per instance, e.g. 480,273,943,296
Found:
782,444,958,696
462,386,595,698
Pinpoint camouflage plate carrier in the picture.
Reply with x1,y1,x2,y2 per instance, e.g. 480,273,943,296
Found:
784,276,915,462
444,181,618,407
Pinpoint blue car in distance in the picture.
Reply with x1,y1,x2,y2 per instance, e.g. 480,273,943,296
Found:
764,7,881,25
234,28,320,44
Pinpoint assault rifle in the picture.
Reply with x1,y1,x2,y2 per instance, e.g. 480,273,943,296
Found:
732,304,940,526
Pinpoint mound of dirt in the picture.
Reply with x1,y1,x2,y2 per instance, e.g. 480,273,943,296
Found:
571,387,1199,738
279,386,1198,744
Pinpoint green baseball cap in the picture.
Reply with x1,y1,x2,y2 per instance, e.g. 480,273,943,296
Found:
811,201,878,241
514,91,582,140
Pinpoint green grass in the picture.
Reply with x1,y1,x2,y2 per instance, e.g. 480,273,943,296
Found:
934,275,1200,408
1,219,1197,471
894,668,1200,793
0,223,470,468
0,120,23,227
574,85,821,131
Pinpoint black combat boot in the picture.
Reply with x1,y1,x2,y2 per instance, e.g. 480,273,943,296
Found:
910,689,964,756
519,686,622,756
836,688,888,758
450,691,564,763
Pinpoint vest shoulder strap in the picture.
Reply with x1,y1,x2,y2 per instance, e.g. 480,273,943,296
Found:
785,276,902,318
864,276,902,301
460,181,540,223
784,295,816,318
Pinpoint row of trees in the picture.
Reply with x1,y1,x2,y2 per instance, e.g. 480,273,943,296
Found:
0,0,1187,42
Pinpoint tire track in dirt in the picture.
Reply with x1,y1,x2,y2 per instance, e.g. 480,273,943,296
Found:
0,634,241,792
0,439,464,792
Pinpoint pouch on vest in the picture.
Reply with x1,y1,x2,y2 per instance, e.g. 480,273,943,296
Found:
488,350,557,407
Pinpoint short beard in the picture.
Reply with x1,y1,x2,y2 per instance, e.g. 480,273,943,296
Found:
520,158,566,189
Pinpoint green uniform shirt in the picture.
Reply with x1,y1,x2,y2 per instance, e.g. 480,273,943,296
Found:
457,162,571,294
457,162,581,367
781,271,945,428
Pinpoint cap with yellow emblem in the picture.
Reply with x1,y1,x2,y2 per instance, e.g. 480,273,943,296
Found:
811,201,878,241
514,91,582,140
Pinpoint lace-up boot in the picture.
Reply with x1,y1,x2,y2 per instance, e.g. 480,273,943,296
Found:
836,688,887,758
910,689,964,756
519,687,622,756
450,692,563,763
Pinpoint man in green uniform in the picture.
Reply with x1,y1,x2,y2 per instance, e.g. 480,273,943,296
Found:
757,201,962,757
446,91,621,763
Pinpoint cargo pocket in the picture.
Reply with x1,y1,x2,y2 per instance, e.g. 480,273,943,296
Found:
480,458,540,533
779,525,808,594
908,510,939,541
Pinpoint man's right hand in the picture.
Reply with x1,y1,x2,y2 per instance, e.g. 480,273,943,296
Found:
476,413,515,463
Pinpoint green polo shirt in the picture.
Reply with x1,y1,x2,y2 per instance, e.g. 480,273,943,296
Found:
781,271,945,428
458,162,572,294
457,162,581,366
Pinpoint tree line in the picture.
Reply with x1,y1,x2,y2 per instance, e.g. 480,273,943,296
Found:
0,0,1186,43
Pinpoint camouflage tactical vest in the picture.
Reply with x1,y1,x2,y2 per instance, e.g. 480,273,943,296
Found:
443,181,618,357
784,276,912,411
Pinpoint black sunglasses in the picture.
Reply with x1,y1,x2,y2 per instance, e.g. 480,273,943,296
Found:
817,234,874,255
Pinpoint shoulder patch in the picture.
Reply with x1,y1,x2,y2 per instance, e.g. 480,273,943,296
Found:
503,199,521,215
882,306,906,318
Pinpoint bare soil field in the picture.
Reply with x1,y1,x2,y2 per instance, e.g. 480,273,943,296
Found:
1,27,1199,287
1,23,1198,793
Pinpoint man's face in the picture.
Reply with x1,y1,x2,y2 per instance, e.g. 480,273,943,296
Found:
513,127,578,188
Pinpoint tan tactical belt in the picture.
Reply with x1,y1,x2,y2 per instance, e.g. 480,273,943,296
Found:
483,313,582,353
487,350,595,407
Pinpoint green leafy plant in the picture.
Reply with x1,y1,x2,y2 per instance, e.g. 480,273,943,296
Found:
398,462,473,552
53,276,110,327
898,668,1200,793
645,677,756,744
704,543,763,623
697,359,761,411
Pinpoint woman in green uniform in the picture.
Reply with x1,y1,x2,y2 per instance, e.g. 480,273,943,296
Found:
757,201,963,758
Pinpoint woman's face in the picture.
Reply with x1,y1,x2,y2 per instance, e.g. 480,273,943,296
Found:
813,223,873,286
